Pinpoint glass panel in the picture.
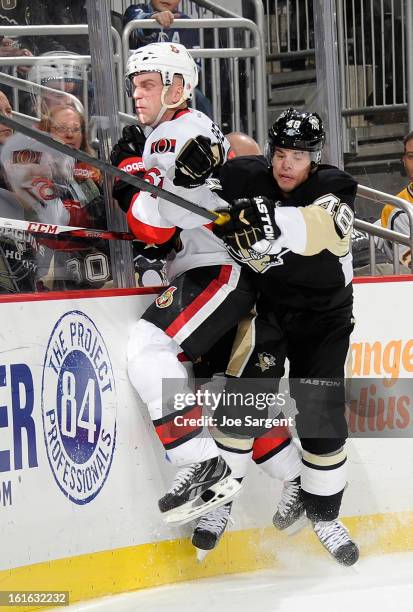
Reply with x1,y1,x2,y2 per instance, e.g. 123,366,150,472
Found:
0,2,166,293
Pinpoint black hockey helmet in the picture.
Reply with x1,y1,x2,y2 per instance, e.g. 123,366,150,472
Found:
265,107,325,165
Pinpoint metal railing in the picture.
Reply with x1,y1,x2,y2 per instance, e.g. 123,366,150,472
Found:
0,24,125,116
353,217,410,275
259,0,413,137
0,69,85,112
336,0,412,124
263,0,314,59
122,17,267,146
110,0,213,18
355,184,413,274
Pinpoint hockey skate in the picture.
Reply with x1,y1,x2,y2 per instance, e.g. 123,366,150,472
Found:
192,502,233,561
313,519,359,566
159,456,242,525
272,476,308,535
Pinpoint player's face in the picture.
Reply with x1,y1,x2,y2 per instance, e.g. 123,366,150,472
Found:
403,139,413,181
132,72,184,125
0,92,13,144
272,147,312,194
50,108,83,150
132,72,165,125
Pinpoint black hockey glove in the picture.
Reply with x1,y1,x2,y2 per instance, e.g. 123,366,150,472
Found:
111,125,146,213
174,135,225,188
214,196,281,251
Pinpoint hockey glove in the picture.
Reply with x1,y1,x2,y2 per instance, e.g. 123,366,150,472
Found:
214,196,281,251
111,125,146,212
174,135,225,188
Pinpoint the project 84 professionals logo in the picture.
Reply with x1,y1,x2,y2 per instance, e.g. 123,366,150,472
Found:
41,310,116,504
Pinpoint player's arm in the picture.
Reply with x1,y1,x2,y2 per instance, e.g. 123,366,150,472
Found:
291,192,355,256
215,188,356,257
110,124,175,244
159,124,229,228
130,123,229,240
110,125,146,213
173,135,226,188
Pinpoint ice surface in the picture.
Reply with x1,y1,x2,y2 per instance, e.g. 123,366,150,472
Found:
54,551,413,612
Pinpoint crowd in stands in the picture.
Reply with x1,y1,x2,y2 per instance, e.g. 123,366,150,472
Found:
0,1,411,294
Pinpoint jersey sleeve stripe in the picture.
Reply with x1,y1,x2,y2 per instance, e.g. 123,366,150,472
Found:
127,206,176,244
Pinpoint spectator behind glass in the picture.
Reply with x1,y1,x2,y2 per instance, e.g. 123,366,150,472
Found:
0,34,33,103
123,1,213,118
0,1,89,57
0,34,32,75
26,51,91,118
0,92,52,293
0,90,14,192
37,104,111,289
380,131,413,272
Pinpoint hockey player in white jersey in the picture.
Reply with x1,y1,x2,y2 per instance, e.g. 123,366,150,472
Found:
114,42,249,525
113,42,303,539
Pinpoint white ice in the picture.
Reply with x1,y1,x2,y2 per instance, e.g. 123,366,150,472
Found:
56,551,413,612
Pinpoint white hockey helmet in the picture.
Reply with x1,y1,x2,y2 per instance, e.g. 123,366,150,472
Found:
28,51,86,86
27,51,86,116
125,42,198,101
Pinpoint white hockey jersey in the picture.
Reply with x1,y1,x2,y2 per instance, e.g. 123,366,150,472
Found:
127,108,237,280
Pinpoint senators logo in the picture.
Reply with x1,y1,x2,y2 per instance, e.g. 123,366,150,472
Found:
151,139,176,155
156,286,177,309
170,45,180,54
12,149,42,165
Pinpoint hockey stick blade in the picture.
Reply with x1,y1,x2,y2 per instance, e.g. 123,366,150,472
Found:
0,113,230,225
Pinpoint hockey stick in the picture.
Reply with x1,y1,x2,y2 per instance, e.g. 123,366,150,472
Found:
0,216,135,242
0,114,229,224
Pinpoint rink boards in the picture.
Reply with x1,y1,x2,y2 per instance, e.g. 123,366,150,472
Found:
0,277,412,610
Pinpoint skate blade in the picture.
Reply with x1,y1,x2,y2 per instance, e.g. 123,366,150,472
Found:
195,548,210,562
162,477,242,526
283,514,310,536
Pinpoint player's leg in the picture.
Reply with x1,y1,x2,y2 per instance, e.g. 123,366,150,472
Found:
189,322,251,554
127,264,256,523
188,325,248,553
287,303,358,565
191,309,300,553
235,311,305,533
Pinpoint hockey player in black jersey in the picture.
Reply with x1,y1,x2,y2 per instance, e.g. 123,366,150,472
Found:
174,108,359,566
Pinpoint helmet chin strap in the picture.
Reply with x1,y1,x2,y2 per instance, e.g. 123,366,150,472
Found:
149,85,188,128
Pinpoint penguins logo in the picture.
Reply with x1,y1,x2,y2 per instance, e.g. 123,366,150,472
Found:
156,286,177,308
227,244,290,273
256,352,276,372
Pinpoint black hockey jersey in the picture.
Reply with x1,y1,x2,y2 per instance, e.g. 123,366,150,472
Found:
217,156,357,310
